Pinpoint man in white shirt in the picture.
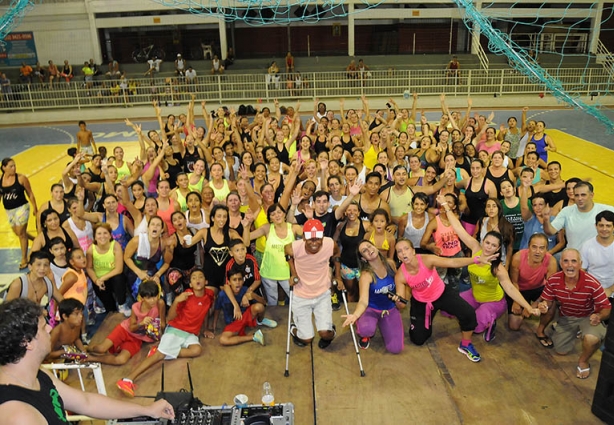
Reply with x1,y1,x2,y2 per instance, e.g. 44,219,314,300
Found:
543,181,614,249
580,210,614,297
185,66,197,84
145,56,162,77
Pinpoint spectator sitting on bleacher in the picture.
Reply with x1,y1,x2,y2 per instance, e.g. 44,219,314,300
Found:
106,59,121,79
88,58,100,76
346,59,358,79
34,62,45,84
175,54,186,77
446,55,460,81
146,56,162,78
48,60,59,88
185,66,197,84
225,47,235,68
286,51,295,73
19,63,33,84
82,62,94,90
60,60,74,84
211,55,224,75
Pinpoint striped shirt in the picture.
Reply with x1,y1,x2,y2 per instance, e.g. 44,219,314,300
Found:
541,270,611,318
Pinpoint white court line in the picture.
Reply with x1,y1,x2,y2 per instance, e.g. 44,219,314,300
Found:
41,125,75,145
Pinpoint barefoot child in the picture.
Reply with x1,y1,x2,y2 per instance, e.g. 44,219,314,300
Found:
46,298,87,362
213,265,277,347
77,121,97,156
89,281,165,365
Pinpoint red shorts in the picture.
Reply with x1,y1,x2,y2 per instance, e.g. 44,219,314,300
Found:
107,325,144,357
223,307,257,336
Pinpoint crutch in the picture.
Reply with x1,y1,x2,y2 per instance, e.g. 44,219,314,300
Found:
340,285,366,377
284,285,294,377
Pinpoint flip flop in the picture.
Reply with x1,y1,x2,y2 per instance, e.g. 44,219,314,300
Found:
18,262,28,270
535,334,553,348
577,365,591,379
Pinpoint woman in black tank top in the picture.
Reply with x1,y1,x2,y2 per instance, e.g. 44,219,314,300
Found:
0,158,37,269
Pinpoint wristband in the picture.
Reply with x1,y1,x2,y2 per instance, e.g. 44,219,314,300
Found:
473,256,480,265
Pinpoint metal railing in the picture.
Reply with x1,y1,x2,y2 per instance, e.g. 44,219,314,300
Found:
472,35,490,72
509,32,589,54
0,67,612,112
596,39,614,80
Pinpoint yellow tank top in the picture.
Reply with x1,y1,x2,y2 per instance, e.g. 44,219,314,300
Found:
188,174,205,192
468,250,504,303
209,180,230,202
115,160,131,183
363,145,379,170
254,207,269,253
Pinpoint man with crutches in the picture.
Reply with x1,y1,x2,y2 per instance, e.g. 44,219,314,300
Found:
284,219,342,351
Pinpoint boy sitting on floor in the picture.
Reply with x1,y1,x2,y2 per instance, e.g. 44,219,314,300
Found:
47,298,87,362
213,265,277,347
116,269,214,397
88,281,166,365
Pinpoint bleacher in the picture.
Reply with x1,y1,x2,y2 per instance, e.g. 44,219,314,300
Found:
2,53,601,83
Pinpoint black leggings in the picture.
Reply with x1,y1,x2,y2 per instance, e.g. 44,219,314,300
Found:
409,285,477,346
92,273,127,312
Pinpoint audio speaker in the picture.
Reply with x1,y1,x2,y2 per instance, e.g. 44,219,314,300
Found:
592,350,614,424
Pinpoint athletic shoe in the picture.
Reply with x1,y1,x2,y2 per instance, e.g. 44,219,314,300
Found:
147,346,158,358
81,333,91,346
458,342,481,362
318,325,336,349
331,292,341,311
118,303,132,318
257,318,278,328
290,323,307,347
359,337,370,349
253,329,265,346
484,320,497,343
116,379,136,397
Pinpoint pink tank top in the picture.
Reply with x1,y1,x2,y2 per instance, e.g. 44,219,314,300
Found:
400,255,445,329
121,300,160,342
433,215,461,256
517,249,551,291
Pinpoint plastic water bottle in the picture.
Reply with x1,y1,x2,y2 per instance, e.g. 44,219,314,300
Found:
261,381,275,406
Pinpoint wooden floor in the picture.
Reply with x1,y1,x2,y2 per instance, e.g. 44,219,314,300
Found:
71,304,605,425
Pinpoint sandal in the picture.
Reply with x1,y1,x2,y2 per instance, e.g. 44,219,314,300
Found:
535,334,553,348
18,261,28,270
576,364,591,379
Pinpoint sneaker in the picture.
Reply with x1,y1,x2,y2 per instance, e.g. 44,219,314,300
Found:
331,292,341,311
318,325,336,349
290,323,307,347
81,333,91,345
257,317,278,328
484,320,497,343
116,379,136,397
458,343,481,362
253,329,265,346
359,336,370,349
147,346,158,358
118,303,132,318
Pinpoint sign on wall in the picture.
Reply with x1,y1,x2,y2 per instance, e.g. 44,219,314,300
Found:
0,32,38,67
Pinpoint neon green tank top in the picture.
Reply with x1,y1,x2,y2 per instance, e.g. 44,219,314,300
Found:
468,250,504,303
92,241,116,276
260,223,294,280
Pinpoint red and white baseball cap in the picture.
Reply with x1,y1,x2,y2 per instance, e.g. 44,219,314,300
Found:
303,219,324,240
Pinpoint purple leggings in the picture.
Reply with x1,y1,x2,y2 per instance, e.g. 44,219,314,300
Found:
459,290,507,333
356,306,404,354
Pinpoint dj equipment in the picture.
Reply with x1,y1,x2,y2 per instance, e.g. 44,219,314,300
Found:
112,403,295,425
110,362,294,425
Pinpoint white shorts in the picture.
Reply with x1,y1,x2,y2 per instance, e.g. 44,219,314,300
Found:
80,145,94,155
291,290,333,340
158,326,200,359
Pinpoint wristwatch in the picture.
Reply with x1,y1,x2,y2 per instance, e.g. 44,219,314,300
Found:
293,277,299,284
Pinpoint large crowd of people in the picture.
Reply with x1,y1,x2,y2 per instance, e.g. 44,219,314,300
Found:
1,93,612,402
